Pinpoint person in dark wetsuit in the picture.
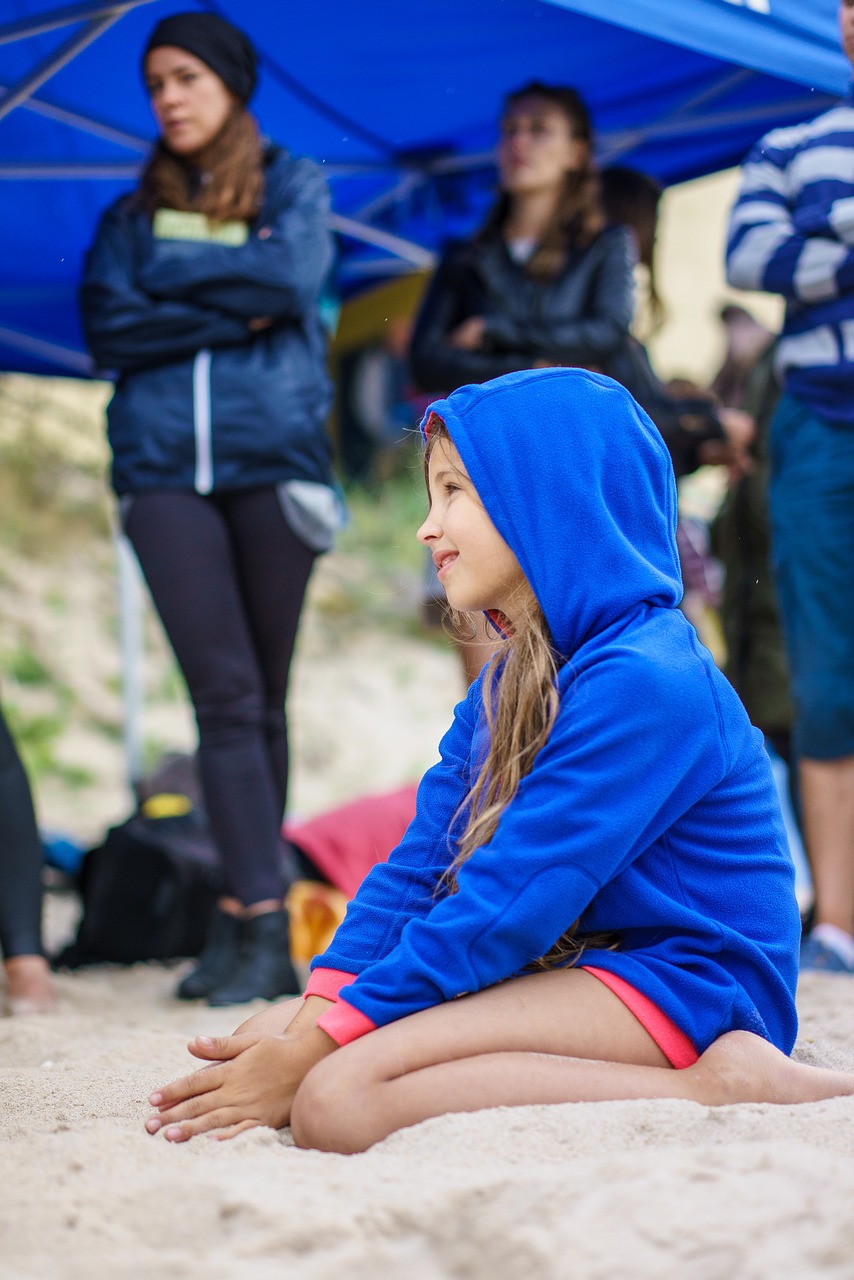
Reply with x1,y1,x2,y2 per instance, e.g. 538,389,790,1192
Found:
0,701,57,1014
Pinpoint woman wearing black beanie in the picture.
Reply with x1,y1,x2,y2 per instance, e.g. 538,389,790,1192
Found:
81,12,339,1005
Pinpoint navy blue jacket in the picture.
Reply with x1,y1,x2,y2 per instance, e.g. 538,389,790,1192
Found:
311,369,800,1055
81,148,335,495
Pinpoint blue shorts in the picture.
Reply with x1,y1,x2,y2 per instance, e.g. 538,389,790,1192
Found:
769,392,854,760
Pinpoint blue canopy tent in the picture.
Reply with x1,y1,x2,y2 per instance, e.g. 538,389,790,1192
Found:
0,0,848,378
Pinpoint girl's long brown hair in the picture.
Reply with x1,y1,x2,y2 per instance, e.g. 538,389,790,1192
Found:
425,415,620,968
138,104,265,223
479,81,605,280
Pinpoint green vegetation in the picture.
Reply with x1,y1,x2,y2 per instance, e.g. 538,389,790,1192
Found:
1,700,95,788
311,448,437,639
0,376,112,555
0,375,118,794
339,450,427,576
5,646,52,687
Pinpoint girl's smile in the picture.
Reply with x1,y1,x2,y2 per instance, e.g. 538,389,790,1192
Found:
433,549,458,579
418,436,528,621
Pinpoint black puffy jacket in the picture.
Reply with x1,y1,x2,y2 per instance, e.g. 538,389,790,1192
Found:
410,227,724,477
409,227,635,393
81,147,335,496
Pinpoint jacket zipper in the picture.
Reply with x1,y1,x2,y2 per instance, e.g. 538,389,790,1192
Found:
192,349,213,494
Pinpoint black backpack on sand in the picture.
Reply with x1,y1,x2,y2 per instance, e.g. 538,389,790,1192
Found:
53,757,223,968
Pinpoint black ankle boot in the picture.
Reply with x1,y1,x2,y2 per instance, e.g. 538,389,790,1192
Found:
176,908,243,1000
206,909,299,1006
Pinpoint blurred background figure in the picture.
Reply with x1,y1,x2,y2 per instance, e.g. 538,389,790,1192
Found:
0,700,57,1015
411,82,633,390
710,334,789,760
726,0,854,973
711,303,776,410
80,11,339,1005
599,165,755,483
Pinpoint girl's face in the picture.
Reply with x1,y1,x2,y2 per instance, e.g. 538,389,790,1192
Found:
144,46,235,157
418,437,528,621
498,95,585,197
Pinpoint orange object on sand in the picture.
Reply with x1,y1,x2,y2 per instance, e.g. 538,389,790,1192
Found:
285,881,348,964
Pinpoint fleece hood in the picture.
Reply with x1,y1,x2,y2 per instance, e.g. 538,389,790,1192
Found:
421,368,682,656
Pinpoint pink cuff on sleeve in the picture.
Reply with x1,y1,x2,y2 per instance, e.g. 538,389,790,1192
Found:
316,999,377,1046
303,968,357,1001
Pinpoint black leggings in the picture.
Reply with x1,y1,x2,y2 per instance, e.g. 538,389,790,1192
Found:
124,487,316,907
0,702,45,958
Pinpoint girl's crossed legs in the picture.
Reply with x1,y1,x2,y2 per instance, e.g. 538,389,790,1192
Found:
146,969,854,1153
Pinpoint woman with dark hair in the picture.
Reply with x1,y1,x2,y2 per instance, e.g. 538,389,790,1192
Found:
81,12,339,1006
410,83,634,393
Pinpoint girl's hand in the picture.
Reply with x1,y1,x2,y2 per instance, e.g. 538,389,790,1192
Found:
145,1026,336,1143
448,316,487,350
232,994,304,1037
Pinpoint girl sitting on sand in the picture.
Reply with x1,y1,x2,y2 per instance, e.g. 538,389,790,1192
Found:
146,369,854,1152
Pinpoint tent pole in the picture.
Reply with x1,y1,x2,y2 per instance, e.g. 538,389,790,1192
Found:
0,325,90,373
0,83,149,151
0,0,154,45
115,530,144,796
329,214,435,268
0,16,123,122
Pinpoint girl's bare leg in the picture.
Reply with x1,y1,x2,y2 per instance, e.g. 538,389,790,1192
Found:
290,969,854,1154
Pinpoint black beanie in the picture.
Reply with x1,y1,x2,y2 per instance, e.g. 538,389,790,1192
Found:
143,12,258,104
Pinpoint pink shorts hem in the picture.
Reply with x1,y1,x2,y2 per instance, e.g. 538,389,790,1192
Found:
582,965,699,1069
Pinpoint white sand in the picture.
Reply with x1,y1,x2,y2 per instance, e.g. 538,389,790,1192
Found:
1,954,853,1280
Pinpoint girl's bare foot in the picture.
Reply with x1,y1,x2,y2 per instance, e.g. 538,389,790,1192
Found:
4,955,58,1015
692,1031,854,1106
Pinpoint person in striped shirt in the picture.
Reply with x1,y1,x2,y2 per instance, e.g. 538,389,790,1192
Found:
725,0,854,974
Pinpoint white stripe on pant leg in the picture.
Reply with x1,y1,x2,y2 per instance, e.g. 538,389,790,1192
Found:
193,348,213,494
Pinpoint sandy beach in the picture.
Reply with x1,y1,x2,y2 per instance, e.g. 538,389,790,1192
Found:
1,955,853,1280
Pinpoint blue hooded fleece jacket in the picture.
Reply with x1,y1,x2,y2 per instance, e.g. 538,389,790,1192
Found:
310,368,801,1055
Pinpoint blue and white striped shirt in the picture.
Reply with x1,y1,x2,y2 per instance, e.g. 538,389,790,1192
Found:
726,91,854,425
